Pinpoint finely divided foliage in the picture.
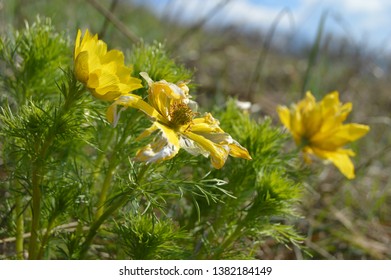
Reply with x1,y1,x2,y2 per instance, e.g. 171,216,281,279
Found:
0,18,368,260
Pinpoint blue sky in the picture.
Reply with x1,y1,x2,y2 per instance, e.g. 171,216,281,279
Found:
132,0,391,53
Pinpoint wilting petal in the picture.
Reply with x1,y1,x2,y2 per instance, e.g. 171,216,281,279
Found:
199,132,251,160
136,123,158,141
106,94,140,125
140,72,190,119
184,131,229,169
106,94,167,126
135,123,180,163
228,140,252,159
179,137,210,157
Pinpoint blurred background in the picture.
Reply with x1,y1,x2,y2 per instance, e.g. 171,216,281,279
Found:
1,0,390,259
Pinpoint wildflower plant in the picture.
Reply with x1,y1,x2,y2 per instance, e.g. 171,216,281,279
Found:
1,18,308,260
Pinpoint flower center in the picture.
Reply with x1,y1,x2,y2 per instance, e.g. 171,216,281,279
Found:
169,103,194,127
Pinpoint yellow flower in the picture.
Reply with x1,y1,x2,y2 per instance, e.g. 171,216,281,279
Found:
277,91,369,179
106,72,252,168
74,29,142,101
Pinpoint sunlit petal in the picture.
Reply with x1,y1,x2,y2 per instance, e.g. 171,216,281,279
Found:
74,29,142,100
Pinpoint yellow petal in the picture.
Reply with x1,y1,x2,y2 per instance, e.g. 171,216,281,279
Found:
135,124,158,141
135,123,180,163
74,29,82,60
101,49,124,65
106,101,125,127
229,140,252,160
126,76,143,91
155,122,180,148
106,94,167,126
312,123,370,149
188,129,251,161
316,92,353,135
74,51,89,83
190,115,224,133
276,105,291,130
185,131,229,169
312,147,356,179
106,94,142,126
74,30,141,99
187,113,251,160
91,72,120,95
140,72,189,119
296,91,316,112
321,91,340,109
290,108,304,145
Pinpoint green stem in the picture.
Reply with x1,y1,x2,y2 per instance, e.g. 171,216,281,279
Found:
136,164,150,184
94,120,137,219
26,74,83,259
15,194,24,259
37,217,56,259
78,190,132,259
95,162,116,219
78,164,149,259
28,136,54,260
212,223,244,259
28,164,42,260
94,129,118,219
92,129,116,183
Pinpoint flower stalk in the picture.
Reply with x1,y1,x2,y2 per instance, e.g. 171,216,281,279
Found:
79,186,136,259
95,160,117,219
15,194,24,259
28,163,43,259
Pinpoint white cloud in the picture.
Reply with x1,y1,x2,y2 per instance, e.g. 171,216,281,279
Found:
337,0,384,14
222,0,292,29
137,0,391,51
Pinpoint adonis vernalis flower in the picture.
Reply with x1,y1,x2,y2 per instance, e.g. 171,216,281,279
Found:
106,72,252,168
74,29,142,101
277,91,369,179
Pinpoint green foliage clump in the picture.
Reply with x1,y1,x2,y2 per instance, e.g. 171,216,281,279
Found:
115,215,191,260
0,16,70,107
129,41,193,85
